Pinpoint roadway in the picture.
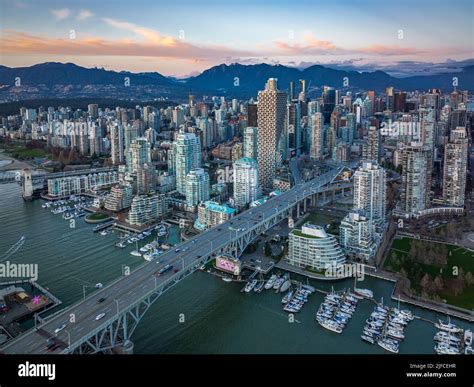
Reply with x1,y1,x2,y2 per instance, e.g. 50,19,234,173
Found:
1,168,342,354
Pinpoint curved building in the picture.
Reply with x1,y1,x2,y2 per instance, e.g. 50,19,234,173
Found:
288,223,345,271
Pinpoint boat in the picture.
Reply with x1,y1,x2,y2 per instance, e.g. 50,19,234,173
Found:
361,335,375,344
302,284,316,293
435,319,463,333
140,244,152,253
434,331,461,343
464,330,473,346
387,329,405,341
318,318,343,334
115,241,127,248
279,280,291,293
273,277,285,291
281,290,294,304
99,230,108,236
264,274,277,290
222,277,233,283
95,283,103,289
354,287,374,299
435,343,460,355
378,338,399,354
130,250,142,257
244,280,258,293
254,281,265,293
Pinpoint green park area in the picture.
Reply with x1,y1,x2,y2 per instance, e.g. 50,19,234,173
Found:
85,213,110,223
384,237,474,309
4,145,49,160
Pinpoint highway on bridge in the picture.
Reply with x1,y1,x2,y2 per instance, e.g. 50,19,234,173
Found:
1,168,343,354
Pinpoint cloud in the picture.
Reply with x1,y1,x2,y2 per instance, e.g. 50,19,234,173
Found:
0,29,257,63
274,34,342,55
356,44,425,56
102,18,176,46
77,10,93,21
51,8,71,20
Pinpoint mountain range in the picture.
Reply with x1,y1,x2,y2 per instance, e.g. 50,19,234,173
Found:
0,62,473,102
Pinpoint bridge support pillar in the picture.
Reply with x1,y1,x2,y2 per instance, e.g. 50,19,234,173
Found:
21,169,34,201
332,189,336,201
113,340,134,354
303,198,307,213
296,202,300,218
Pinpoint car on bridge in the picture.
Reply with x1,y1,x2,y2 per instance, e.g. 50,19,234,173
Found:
156,264,174,276
95,313,106,321
54,323,67,335
97,297,106,304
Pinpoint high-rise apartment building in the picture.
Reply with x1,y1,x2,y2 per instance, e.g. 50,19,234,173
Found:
173,133,201,195
399,143,431,214
233,157,259,209
443,127,468,206
257,78,287,189
353,161,386,223
185,168,210,208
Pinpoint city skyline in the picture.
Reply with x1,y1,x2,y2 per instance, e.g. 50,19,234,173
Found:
1,0,473,77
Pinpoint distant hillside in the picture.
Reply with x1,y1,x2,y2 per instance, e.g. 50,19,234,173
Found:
0,61,472,102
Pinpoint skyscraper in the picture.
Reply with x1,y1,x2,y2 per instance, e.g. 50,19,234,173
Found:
399,143,431,214
126,137,151,174
443,127,468,206
243,126,258,160
247,102,258,127
363,126,381,163
173,133,201,195
322,86,336,124
353,161,386,224
233,157,260,209
257,78,287,189
110,122,124,165
309,112,324,160
185,168,210,207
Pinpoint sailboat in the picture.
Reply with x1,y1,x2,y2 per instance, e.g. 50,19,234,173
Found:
130,240,142,257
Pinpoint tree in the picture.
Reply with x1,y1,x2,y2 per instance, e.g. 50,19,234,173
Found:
420,273,431,292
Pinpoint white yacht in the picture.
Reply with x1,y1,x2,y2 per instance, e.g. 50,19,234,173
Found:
435,319,462,333
378,338,399,354
244,280,258,293
318,319,343,334
264,274,277,290
353,287,374,299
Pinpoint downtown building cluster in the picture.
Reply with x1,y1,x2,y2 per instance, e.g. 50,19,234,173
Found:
0,79,471,254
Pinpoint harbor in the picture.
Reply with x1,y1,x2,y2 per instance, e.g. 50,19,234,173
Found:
0,182,472,354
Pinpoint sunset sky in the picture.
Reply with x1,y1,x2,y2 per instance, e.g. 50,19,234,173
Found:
1,0,473,77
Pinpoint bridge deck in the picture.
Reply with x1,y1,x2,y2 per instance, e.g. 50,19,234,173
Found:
0,168,344,354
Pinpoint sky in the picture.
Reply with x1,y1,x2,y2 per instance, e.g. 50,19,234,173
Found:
0,0,473,77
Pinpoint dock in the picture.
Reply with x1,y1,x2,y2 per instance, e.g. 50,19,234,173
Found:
93,220,115,233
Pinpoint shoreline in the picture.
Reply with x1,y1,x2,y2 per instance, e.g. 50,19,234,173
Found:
0,150,36,171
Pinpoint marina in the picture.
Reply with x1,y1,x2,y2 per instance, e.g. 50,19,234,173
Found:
0,183,472,354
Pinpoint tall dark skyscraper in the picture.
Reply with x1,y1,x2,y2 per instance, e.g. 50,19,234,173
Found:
394,92,407,112
323,87,336,124
247,102,258,127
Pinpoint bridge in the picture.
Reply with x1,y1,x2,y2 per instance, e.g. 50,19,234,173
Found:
0,167,118,200
0,167,351,354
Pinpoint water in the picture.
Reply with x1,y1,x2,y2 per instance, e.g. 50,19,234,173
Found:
0,182,471,354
